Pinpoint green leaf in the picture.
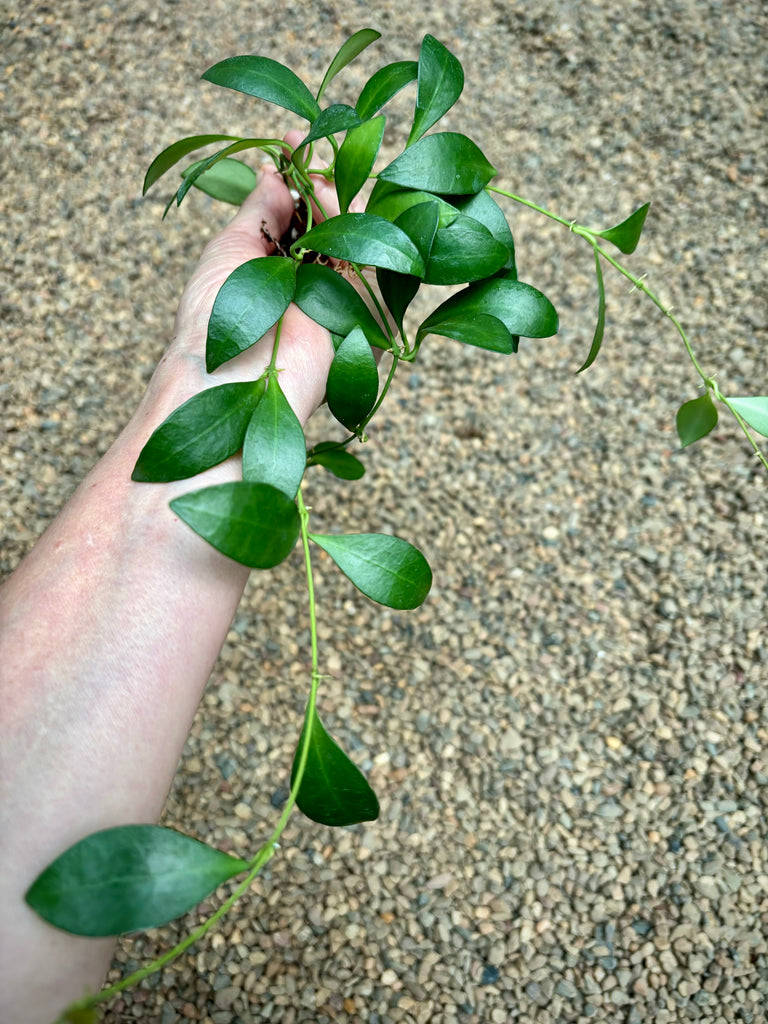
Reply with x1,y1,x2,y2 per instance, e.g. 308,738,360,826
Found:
172,139,274,210
294,263,391,350
170,481,300,569
407,35,464,145
25,825,247,937
291,708,379,827
451,191,516,275
297,213,425,276
206,256,297,372
242,378,306,498
728,396,768,437
594,202,651,255
576,248,607,373
378,132,496,195
201,55,321,122
132,380,265,483
326,327,379,431
294,104,361,150
317,28,381,102
366,181,456,225
425,215,508,285
419,311,514,354
335,116,386,214
377,201,440,331
307,442,365,480
309,532,432,609
676,393,718,447
420,277,558,341
143,134,240,195
356,60,418,120
182,157,257,206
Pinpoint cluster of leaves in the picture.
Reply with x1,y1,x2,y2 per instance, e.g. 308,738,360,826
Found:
26,28,767,1023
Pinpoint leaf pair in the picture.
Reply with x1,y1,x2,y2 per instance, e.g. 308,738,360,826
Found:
677,393,768,447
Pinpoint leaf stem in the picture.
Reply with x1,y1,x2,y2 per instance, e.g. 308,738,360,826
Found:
487,184,768,469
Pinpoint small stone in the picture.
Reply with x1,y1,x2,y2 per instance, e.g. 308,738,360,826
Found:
480,965,500,985
693,875,721,900
234,802,252,820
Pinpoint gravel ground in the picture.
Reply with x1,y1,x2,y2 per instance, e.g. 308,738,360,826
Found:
3,2,768,1022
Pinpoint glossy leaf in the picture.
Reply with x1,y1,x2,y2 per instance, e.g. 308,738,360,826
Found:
451,191,516,274
317,28,381,102
132,380,265,483
307,442,365,480
407,34,464,145
326,327,379,431
297,213,425,276
309,532,432,609
728,396,768,437
294,263,390,350
419,311,514,353
170,481,300,569
336,116,385,214
143,134,239,194
291,708,379,827
356,60,418,120
576,248,607,373
425,215,508,285
201,55,320,122
366,181,456,225
25,825,247,937
676,394,718,447
420,277,558,341
595,202,651,255
242,378,306,498
182,157,257,206
294,104,361,150
377,201,440,330
378,132,496,195
206,256,297,372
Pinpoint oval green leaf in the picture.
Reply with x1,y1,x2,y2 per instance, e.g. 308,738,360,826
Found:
206,256,297,372
297,213,425,276
182,157,257,206
356,60,418,120
143,134,240,195
336,115,386,215
425,215,508,285
420,311,514,353
407,34,464,145
676,393,718,447
307,442,365,480
317,28,381,102
451,191,516,274
170,481,300,569
420,277,558,341
172,139,274,210
309,532,432,609
291,708,379,827
595,202,651,255
378,132,496,195
132,380,265,483
201,55,320,122
326,327,379,431
294,262,391,350
294,104,361,150
728,396,768,437
25,825,247,937
242,378,306,498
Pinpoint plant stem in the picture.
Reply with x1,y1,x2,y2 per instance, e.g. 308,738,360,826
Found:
487,184,768,470
55,498,326,1024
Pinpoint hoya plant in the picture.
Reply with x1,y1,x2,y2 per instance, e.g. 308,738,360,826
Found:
27,29,768,1022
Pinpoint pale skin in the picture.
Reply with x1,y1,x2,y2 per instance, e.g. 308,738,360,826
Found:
0,132,345,1021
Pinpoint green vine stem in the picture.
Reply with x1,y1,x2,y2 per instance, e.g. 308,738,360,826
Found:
487,185,768,471
57,493,324,1023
